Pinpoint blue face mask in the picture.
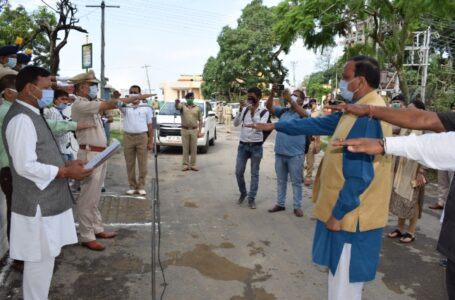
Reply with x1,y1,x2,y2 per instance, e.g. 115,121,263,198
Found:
89,85,98,98
56,103,68,111
7,57,17,69
37,89,55,108
339,78,358,102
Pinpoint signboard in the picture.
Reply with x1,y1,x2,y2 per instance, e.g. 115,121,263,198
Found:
81,43,93,69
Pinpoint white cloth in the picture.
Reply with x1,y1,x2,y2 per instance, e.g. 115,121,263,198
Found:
233,107,269,143
385,132,455,171
328,243,364,300
119,105,153,133
6,100,77,262
44,106,72,155
23,206,56,300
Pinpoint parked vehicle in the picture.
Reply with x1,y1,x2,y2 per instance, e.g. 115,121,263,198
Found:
155,100,217,153
228,102,240,119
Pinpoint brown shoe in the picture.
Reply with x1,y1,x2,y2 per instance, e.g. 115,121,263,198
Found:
190,166,199,171
81,240,105,251
304,178,312,186
268,205,285,213
429,203,444,210
294,208,304,217
95,231,117,239
182,166,189,171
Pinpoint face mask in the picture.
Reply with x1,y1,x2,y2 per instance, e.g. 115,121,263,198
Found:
339,78,358,102
56,103,68,111
7,57,17,69
390,102,401,109
247,96,258,105
31,86,54,108
89,85,98,98
186,99,194,106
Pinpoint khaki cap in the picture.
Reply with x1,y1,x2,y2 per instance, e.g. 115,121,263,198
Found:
69,70,100,84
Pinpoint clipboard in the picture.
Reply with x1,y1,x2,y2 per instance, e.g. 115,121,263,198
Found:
84,139,121,169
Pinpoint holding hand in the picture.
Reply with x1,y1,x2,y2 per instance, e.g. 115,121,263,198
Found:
59,160,93,180
244,123,275,131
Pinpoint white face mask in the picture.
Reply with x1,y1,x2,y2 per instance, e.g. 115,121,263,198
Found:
7,57,17,69
89,85,98,98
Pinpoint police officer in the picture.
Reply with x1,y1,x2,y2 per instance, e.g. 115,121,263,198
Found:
15,51,32,71
70,70,147,251
0,45,19,74
223,103,232,133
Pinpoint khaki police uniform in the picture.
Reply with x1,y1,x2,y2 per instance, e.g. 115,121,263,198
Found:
177,103,201,167
69,71,108,243
223,105,232,133
217,104,224,124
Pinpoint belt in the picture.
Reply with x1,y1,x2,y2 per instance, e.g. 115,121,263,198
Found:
240,141,263,146
124,131,147,135
181,126,198,130
79,144,106,152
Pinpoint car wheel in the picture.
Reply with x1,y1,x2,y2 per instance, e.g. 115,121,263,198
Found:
199,133,209,153
209,129,216,146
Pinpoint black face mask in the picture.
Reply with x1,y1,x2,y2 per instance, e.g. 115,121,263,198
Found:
247,96,258,105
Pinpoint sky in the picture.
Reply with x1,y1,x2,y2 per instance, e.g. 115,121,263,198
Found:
11,0,343,96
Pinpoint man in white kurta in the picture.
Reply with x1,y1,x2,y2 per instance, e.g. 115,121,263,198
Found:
4,66,92,300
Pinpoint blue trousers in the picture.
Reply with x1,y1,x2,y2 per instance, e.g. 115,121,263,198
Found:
235,143,263,202
275,154,304,209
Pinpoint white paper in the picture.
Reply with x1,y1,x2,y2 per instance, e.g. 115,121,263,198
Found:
84,139,121,169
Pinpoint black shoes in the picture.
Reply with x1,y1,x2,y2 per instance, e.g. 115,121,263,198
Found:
268,205,285,213
238,195,246,204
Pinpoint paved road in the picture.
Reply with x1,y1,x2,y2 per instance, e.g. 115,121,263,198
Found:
0,124,449,300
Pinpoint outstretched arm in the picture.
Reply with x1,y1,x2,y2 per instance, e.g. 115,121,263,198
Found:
329,103,446,132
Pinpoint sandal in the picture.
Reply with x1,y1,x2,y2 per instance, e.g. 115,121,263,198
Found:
387,229,402,239
399,232,415,244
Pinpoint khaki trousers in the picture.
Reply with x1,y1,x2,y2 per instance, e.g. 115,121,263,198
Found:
123,133,149,190
181,128,198,167
304,141,315,179
225,115,232,132
77,149,107,242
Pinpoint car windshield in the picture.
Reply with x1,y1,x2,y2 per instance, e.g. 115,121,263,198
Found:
159,102,204,115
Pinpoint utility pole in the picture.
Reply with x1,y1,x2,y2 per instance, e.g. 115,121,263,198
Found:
142,65,152,94
86,1,119,98
290,61,297,87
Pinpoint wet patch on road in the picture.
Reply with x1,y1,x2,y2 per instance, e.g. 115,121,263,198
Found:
378,227,446,299
164,243,275,299
247,242,266,257
184,201,198,208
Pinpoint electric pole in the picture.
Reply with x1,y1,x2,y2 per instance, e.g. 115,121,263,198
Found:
142,65,152,94
86,1,119,98
290,61,297,87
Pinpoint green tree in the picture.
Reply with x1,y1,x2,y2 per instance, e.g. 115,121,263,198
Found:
202,0,287,101
0,5,55,68
274,0,453,101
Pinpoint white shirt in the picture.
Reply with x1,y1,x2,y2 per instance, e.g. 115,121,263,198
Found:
386,132,455,171
233,107,269,143
120,104,153,134
6,100,77,261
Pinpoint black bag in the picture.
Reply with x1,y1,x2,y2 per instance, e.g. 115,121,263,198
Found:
241,108,272,143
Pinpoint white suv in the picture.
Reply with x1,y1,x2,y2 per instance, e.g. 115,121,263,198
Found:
156,100,217,153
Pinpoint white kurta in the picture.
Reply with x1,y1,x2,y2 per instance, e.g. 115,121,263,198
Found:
6,100,77,262
385,132,455,171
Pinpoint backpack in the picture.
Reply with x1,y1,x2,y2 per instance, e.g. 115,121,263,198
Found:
241,107,272,143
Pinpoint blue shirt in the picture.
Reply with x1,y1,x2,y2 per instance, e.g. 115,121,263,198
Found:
275,113,385,282
273,106,306,156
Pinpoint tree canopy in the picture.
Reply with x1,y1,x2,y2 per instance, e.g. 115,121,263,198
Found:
202,0,287,101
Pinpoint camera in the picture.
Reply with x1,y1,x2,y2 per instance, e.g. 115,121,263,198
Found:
277,84,285,91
